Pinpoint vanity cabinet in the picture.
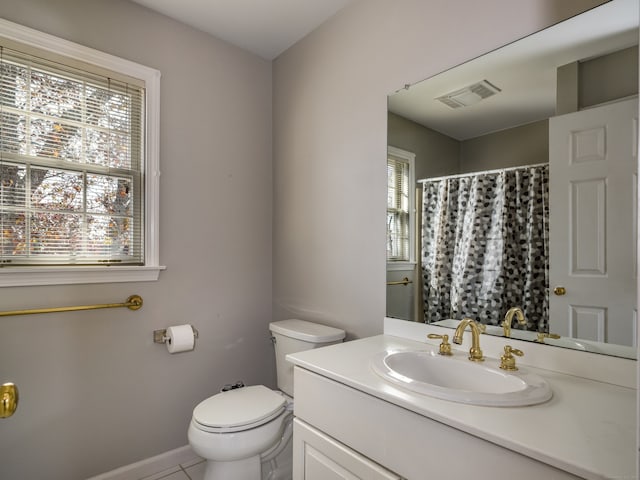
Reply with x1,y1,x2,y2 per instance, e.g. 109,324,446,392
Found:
293,419,402,480
292,366,583,480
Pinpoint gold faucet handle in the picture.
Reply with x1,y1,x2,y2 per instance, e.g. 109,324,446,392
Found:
499,345,524,371
535,332,562,343
427,333,453,356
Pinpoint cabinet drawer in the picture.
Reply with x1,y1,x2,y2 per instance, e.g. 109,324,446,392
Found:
293,418,402,480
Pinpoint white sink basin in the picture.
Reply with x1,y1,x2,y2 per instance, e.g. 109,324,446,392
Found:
371,349,552,407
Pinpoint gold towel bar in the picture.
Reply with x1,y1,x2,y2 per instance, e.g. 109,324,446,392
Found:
386,277,412,286
0,294,143,317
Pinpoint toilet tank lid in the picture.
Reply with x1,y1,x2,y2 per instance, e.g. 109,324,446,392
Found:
269,319,345,343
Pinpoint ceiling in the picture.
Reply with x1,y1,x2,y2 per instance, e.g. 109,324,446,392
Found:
388,0,638,140
129,0,356,60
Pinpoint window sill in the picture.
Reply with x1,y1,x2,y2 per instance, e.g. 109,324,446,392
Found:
387,262,416,272
0,265,166,287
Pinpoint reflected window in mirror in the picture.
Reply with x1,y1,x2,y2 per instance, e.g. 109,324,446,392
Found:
387,146,415,264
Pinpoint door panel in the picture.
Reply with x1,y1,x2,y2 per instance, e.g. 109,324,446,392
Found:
549,98,638,346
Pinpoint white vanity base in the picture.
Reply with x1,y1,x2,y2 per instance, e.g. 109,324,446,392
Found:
294,367,581,480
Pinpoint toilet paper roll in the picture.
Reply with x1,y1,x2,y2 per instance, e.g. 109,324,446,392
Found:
165,324,195,353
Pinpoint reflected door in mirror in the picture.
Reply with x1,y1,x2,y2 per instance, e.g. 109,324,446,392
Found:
549,98,638,346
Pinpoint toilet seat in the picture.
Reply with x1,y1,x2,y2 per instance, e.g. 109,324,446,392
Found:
192,385,286,433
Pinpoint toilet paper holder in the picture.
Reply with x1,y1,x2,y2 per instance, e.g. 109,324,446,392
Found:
153,325,199,344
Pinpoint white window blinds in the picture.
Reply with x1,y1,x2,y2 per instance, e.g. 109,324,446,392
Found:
387,155,410,261
0,45,145,266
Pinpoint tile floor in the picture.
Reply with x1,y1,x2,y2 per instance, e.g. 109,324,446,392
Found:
139,457,205,480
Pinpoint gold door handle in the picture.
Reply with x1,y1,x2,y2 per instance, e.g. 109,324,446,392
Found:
553,286,566,296
0,383,18,418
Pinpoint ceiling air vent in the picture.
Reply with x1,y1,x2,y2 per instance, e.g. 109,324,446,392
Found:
436,80,501,109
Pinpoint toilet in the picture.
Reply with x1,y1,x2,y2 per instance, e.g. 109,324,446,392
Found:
188,319,346,480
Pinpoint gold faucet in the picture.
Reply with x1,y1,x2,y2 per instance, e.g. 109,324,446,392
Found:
502,307,526,337
452,318,484,362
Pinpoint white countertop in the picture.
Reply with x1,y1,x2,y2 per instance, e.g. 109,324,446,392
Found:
288,334,637,480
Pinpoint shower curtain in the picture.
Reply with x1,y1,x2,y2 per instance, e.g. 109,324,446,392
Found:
421,164,548,331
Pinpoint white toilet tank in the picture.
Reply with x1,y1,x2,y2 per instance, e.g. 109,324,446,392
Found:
269,319,345,397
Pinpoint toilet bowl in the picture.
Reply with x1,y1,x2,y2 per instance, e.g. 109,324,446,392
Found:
188,319,345,480
188,386,291,479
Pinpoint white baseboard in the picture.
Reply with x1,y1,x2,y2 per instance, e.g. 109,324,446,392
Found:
86,445,201,480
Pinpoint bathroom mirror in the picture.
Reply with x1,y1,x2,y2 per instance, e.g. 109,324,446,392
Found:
386,0,639,359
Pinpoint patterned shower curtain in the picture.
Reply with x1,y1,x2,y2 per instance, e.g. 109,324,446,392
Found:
421,164,549,331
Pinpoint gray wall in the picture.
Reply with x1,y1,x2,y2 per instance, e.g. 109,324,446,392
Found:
0,1,273,479
388,112,460,181
460,120,549,172
558,45,639,113
389,114,548,180
272,0,604,339
580,45,639,108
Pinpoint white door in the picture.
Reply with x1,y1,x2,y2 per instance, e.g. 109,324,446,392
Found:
549,97,638,346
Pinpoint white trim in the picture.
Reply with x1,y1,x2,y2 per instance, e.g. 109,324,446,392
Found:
0,265,165,286
86,445,201,480
0,18,164,286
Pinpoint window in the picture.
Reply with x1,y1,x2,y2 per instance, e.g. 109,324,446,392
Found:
0,19,162,286
387,146,415,264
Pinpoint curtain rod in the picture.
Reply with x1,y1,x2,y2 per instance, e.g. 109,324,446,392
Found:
417,162,548,184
